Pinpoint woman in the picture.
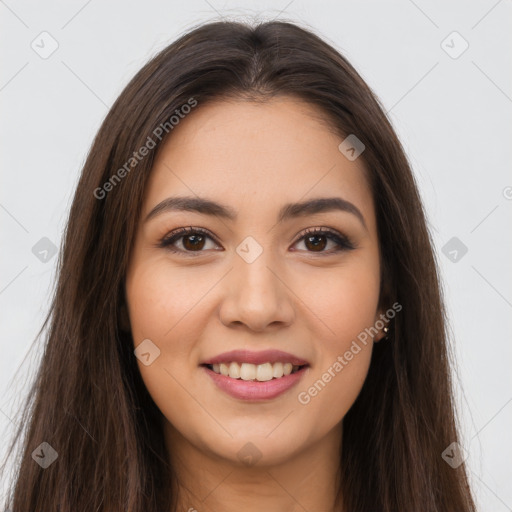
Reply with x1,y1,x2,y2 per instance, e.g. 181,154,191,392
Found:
2,20,476,511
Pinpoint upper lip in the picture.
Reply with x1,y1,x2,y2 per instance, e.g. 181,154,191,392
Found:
201,349,309,366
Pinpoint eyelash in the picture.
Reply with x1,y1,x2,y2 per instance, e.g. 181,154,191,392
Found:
157,226,355,256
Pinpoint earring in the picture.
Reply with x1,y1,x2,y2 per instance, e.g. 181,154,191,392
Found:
382,325,390,340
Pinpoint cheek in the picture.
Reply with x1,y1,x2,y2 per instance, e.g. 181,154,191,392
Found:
294,254,380,424
296,249,381,344
297,343,373,433
125,259,213,380
126,259,218,343
125,260,217,434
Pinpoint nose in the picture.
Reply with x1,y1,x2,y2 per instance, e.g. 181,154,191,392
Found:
218,247,295,332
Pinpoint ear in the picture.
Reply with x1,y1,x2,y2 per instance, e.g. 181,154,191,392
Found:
375,255,394,342
373,308,388,343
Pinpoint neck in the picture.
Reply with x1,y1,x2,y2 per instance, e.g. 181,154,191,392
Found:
163,421,343,512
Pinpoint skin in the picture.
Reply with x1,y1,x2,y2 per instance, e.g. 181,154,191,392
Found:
124,96,386,512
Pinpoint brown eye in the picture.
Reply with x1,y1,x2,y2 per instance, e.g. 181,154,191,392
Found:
292,227,355,254
159,227,220,255
159,226,354,256
304,234,328,252
182,233,206,251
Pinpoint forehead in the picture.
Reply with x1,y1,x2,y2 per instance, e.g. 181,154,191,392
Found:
143,96,375,227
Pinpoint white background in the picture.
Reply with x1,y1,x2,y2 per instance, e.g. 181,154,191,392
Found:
1,0,511,509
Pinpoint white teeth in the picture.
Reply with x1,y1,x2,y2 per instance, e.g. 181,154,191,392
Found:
228,362,240,379
272,362,284,378
240,363,256,381
209,361,304,381
256,362,273,381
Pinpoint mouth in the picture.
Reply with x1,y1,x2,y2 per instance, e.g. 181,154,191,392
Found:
200,349,310,401
201,361,308,382
201,363,309,401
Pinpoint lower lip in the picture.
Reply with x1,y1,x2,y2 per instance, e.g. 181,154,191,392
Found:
202,365,308,401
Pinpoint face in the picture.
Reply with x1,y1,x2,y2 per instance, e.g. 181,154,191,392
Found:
124,96,385,468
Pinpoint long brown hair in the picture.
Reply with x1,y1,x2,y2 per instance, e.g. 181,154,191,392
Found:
1,20,476,511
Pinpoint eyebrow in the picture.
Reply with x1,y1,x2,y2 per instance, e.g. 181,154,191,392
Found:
144,195,367,230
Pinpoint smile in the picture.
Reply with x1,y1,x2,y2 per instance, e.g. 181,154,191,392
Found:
200,349,310,400
201,364,309,401
205,361,306,381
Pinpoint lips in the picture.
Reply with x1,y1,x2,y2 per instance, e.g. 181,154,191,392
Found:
201,349,309,366
200,349,310,401
201,364,309,401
